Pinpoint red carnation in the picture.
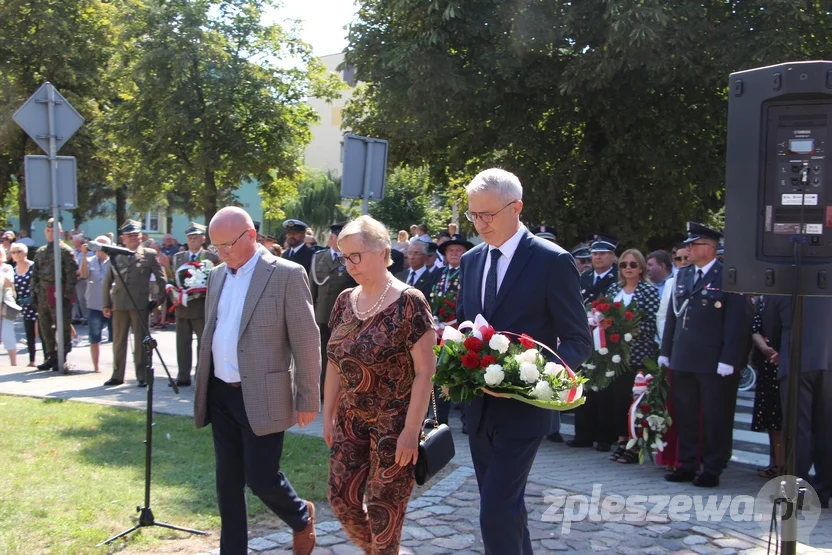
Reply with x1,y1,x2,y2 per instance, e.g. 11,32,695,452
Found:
461,351,480,369
641,404,651,413
598,303,610,312
603,319,613,329
610,334,621,343
591,300,599,308
479,355,497,368
464,337,484,353
449,301,457,308
625,311,634,321
613,301,622,308
439,308,446,316
641,419,650,428
519,334,535,349
479,326,496,343
444,299,452,306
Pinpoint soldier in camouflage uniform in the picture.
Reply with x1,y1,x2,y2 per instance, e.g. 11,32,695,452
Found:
31,218,78,371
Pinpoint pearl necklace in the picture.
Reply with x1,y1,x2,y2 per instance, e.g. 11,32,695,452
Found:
352,278,393,320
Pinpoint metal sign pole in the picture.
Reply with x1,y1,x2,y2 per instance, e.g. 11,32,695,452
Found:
46,83,65,369
361,140,374,215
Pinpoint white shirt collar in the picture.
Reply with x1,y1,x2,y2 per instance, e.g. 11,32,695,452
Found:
695,258,717,277
487,226,525,259
595,267,613,280
226,248,262,277
408,265,427,281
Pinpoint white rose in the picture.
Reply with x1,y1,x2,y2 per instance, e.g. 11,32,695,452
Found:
484,364,505,386
584,363,596,370
598,348,609,356
612,354,622,363
202,260,214,270
532,381,554,401
624,333,633,342
605,370,615,377
519,362,540,384
489,334,511,354
544,362,564,377
514,349,540,365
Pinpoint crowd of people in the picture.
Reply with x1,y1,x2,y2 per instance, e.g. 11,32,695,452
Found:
1,167,829,554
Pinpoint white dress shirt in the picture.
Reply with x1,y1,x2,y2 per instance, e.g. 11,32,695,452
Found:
481,226,526,306
593,267,613,284
212,249,262,383
694,258,717,282
405,265,427,285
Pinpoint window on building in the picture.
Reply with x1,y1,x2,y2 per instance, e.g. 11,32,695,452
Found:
342,65,356,87
332,107,342,127
140,210,164,233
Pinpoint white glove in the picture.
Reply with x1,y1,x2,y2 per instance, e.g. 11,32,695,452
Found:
658,356,670,369
717,363,734,377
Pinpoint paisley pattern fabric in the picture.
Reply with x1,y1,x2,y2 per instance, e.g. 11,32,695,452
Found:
327,287,432,554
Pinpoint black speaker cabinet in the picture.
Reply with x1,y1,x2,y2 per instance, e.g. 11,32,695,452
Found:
724,61,832,296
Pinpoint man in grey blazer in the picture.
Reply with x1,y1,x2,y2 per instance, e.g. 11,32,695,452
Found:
194,207,321,555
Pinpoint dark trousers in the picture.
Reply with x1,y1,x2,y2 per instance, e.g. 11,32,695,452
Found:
209,377,309,554
573,387,616,444
319,323,331,397
673,370,732,476
175,316,204,382
24,319,38,363
434,385,451,424
469,401,542,555
613,372,636,439
723,369,741,464
779,372,832,505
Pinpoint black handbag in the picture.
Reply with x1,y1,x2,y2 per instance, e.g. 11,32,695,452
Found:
414,390,455,486
396,287,455,485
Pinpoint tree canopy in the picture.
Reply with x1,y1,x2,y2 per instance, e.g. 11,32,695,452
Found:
343,0,832,248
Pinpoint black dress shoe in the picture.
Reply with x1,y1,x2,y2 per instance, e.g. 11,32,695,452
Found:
168,380,191,387
37,357,57,371
103,378,124,386
693,472,720,488
547,432,564,443
137,381,147,388
665,468,697,483
566,440,594,448
595,442,611,452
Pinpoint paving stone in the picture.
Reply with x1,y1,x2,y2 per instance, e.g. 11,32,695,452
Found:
622,535,659,548
444,497,472,507
316,535,345,547
263,531,293,544
648,524,672,534
716,549,737,555
713,538,754,550
453,521,478,533
657,538,685,551
401,525,435,541
424,505,455,515
540,538,570,551
405,509,432,520
671,521,694,531
416,517,446,526
683,535,709,546
663,529,689,539
454,492,480,501
691,525,724,539
408,498,436,509
316,521,343,533
248,538,278,551
432,534,476,549
691,546,719,555
331,544,365,555
643,548,669,555
427,525,457,537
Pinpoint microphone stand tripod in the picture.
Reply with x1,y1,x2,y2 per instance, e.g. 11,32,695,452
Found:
98,251,208,546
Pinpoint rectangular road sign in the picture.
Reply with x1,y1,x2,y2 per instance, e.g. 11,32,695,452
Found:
24,155,78,209
341,134,388,201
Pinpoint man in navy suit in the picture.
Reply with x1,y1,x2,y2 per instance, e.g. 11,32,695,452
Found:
457,169,592,554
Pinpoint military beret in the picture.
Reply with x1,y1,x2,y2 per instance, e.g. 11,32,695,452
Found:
185,222,207,236
282,219,308,233
119,219,142,234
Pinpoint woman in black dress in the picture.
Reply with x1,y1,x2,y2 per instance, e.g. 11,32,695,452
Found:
10,244,38,366
750,296,783,477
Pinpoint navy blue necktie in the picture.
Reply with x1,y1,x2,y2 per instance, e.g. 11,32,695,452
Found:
483,248,502,315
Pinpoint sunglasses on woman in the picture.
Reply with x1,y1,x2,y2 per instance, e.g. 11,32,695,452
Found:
674,256,688,262
619,261,639,269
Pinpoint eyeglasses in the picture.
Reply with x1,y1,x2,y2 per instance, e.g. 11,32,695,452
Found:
338,251,373,265
673,256,688,262
465,201,516,223
9,250,23,254
213,229,248,251
619,261,639,269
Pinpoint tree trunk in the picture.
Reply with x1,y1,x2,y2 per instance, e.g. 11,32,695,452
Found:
13,133,30,235
204,169,217,228
115,183,127,236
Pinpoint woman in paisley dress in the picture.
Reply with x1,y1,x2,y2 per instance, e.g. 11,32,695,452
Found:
323,216,436,555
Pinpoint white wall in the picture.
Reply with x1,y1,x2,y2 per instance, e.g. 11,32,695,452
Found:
304,52,354,173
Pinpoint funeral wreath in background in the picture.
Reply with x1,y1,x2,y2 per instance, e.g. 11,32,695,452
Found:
582,296,642,390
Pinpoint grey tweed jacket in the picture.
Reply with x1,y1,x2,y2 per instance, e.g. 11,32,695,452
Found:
193,249,321,436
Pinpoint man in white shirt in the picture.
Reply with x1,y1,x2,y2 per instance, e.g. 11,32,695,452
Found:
193,207,320,555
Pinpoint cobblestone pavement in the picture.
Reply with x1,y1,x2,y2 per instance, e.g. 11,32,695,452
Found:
0,327,829,554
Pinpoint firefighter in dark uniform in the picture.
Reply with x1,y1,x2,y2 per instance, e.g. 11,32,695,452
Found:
309,223,355,397
566,235,619,450
281,219,314,272
660,222,748,487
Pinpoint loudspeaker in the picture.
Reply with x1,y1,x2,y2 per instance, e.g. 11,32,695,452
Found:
724,61,832,296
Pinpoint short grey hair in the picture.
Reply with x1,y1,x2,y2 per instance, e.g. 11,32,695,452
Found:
10,242,27,254
465,168,523,203
338,215,393,265
94,235,111,245
408,240,428,255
